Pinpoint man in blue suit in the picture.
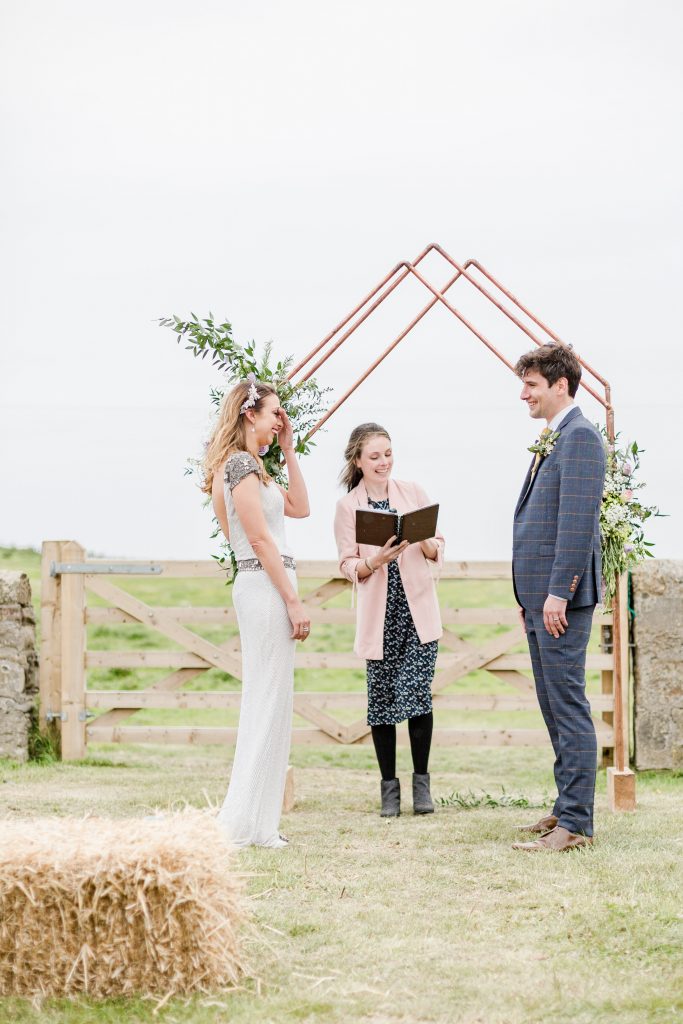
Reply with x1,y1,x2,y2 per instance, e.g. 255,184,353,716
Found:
511,343,606,852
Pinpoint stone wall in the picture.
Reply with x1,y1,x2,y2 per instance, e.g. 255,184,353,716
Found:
0,572,39,761
632,559,683,770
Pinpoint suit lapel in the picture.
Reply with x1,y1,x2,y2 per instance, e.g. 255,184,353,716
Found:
515,459,537,517
556,406,582,431
514,407,582,517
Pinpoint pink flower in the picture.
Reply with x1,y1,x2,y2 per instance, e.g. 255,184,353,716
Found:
624,489,633,500
622,461,633,476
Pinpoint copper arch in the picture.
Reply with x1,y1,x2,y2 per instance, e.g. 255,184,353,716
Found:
287,243,627,776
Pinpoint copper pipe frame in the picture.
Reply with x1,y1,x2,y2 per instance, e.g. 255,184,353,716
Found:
287,243,626,774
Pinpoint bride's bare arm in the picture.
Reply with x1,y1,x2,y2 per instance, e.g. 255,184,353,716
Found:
211,467,230,541
277,447,310,518
274,407,310,518
231,474,310,640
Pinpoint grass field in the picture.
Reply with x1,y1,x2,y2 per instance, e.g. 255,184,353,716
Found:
1,547,682,1023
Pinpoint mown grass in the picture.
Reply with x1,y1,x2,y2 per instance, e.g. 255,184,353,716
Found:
0,746,682,1024
2,546,681,1022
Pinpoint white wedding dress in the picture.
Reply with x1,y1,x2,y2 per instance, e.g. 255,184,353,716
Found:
217,452,297,848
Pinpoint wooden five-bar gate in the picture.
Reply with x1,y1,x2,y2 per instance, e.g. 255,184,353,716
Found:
40,541,628,777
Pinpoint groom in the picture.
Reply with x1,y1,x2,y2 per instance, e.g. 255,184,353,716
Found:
511,343,606,852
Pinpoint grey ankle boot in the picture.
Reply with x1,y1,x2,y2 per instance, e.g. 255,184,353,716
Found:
412,773,434,814
380,778,401,817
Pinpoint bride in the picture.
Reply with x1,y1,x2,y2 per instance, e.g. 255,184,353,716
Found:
203,375,311,848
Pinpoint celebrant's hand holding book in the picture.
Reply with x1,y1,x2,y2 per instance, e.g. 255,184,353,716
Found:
355,503,439,547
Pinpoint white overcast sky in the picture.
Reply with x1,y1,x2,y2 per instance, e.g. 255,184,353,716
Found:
2,0,681,561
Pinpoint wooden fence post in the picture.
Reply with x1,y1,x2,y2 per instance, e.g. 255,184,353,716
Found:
607,572,636,811
599,621,614,769
59,541,87,760
39,541,64,756
282,765,295,813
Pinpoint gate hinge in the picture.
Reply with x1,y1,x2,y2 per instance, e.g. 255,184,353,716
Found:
45,709,67,723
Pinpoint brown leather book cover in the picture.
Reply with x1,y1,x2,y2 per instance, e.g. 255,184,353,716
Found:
355,504,439,547
400,503,439,544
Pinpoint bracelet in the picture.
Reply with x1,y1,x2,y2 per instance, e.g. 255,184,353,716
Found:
364,557,376,574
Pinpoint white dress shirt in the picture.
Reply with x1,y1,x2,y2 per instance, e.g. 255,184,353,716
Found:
548,403,577,433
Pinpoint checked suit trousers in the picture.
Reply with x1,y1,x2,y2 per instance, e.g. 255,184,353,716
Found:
524,604,597,836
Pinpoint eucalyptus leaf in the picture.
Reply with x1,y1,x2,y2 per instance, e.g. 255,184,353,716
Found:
159,312,333,573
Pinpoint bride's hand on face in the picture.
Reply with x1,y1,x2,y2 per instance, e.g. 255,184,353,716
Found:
276,407,295,452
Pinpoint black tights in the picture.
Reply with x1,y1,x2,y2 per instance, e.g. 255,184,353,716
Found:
371,712,433,780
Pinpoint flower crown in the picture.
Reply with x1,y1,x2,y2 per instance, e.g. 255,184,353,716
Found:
240,373,259,415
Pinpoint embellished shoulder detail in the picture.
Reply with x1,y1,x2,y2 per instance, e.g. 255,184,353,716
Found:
224,451,260,492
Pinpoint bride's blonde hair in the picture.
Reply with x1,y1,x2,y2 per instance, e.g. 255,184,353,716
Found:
202,379,278,493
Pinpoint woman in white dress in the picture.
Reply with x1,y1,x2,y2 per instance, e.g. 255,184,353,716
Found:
203,376,311,848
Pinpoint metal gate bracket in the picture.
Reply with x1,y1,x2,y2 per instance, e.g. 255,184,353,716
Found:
45,709,68,722
51,562,163,577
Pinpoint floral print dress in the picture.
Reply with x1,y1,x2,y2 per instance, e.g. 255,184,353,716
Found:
365,498,437,726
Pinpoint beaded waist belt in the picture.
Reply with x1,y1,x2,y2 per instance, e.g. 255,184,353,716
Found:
236,554,297,572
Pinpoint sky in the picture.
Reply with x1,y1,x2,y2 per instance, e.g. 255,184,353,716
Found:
2,0,682,562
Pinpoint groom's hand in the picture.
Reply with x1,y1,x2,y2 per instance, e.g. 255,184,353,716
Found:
543,595,568,638
517,606,526,634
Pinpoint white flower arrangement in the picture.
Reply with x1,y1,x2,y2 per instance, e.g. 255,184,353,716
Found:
599,429,661,609
239,374,260,414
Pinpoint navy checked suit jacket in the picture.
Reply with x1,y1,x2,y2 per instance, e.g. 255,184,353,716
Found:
512,407,606,611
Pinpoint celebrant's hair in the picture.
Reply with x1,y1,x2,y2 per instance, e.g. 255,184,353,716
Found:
339,422,392,492
202,379,278,493
515,343,582,397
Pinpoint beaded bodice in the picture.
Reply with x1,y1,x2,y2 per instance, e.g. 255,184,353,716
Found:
223,452,291,561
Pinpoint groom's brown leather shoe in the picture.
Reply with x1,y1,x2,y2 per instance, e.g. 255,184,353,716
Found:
515,813,558,834
512,826,594,852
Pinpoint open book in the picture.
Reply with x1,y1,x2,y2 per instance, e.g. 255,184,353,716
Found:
355,504,439,547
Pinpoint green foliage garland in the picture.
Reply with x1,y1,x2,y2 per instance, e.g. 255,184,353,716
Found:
599,427,661,609
160,313,332,575
160,314,332,484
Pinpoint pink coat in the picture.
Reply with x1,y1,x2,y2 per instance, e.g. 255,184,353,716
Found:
334,478,445,660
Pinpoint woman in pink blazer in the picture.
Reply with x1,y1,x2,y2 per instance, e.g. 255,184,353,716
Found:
334,423,444,817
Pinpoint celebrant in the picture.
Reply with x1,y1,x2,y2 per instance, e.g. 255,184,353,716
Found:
333,423,444,818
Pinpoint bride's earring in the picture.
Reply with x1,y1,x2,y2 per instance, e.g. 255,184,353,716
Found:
251,426,256,433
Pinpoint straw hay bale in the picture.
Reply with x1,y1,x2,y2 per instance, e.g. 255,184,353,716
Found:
0,811,246,998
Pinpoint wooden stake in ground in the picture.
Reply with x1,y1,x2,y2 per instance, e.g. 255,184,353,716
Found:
607,572,636,811
60,540,87,760
39,540,64,754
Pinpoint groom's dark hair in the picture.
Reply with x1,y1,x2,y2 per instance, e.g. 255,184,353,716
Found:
515,343,582,397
